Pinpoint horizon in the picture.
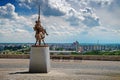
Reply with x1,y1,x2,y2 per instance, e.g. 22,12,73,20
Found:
0,42,120,45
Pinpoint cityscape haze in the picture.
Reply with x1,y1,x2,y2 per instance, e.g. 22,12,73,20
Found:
0,42,120,55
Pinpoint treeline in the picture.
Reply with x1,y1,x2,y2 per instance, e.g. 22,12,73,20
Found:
57,50,120,55
0,46,30,54
81,50,120,55
4,46,23,51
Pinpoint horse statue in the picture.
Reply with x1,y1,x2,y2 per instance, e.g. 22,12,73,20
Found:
33,21,48,46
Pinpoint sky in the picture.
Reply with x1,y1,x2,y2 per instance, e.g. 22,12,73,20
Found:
0,0,120,43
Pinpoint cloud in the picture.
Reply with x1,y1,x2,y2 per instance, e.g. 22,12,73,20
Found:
82,15,100,27
0,3,18,19
88,0,114,8
81,7,100,27
49,0,100,27
88,26,120,42
16,0,65,16
0,3,81,43
16,0,100,27
93,0,120,32
65,7,100,27
0,18,34,43
66,15,81,26
0,0,120,43
35,15,90,43
0,3,35,43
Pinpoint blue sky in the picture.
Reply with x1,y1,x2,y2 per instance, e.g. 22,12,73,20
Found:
0,0,120,43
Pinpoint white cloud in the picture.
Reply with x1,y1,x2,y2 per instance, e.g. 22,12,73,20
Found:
16,0,100,27
48,0,71,14
17,0,32,9
0,3,35,43
0,0,120,43
0,3,18,19
87,0,114,8
0,18,35,43
0,3,81,43
49,0,100,27
19,3,31,9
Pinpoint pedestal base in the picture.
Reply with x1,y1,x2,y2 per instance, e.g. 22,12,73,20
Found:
29,46,50,73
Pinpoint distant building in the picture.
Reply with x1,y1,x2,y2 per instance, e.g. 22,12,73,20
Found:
0,43,120,54
79,44,120,52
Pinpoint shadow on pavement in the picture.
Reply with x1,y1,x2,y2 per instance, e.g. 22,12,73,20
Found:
9,71,48,75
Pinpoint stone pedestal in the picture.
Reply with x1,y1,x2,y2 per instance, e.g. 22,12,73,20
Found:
29,46,50,73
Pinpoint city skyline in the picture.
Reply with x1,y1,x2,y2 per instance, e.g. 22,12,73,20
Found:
0,0,120,43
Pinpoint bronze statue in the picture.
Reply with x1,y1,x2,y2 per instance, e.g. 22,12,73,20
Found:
33,5,48,46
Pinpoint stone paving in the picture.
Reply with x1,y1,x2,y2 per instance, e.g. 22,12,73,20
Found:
0,59,120,80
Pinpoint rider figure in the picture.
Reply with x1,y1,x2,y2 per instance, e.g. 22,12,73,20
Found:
33,20,48,46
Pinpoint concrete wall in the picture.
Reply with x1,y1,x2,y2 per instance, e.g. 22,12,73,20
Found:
0,54,120,61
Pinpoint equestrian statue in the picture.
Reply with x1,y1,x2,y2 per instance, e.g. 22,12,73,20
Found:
33,5,48,46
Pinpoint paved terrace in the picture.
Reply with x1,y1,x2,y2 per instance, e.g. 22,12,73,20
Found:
0,59,120,80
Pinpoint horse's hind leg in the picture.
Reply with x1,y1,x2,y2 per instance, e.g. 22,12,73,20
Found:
39,40,41,45
42,40,46,45
35,40,37,45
